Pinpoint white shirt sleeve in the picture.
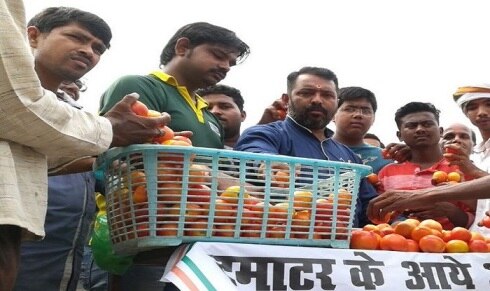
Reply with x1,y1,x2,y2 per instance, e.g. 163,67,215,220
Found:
0,0,113,168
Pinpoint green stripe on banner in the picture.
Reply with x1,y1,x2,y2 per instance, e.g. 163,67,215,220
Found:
182,256,216,291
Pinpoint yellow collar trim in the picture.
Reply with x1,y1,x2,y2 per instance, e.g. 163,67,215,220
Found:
150,70,207,123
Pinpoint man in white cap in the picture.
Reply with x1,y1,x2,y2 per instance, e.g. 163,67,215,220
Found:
451,85,490,234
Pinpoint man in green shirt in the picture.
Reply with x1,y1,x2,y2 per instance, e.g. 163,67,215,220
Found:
98,21,249,291
99,22,250,149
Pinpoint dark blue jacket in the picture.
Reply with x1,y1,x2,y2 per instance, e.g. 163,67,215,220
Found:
235,117,376,227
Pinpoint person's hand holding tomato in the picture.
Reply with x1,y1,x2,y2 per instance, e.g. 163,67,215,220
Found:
443,143,488,179
104,94,170,147
257,94,288,125
382,143,411,163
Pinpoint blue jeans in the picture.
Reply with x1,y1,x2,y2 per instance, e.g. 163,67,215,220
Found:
79,246,109,290
116,265,167,291
14,173,96,291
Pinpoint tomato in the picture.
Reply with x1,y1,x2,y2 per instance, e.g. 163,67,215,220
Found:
147,109,162,117
445,147,458,154
162,138,192,147
131,100,149,116
154,126,175,143
172,135,193,145
366,173,379,185
276,109,287,120
481,216,490,228
381,149,391,159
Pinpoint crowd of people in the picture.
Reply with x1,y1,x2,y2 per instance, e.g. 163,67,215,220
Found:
3,1,490,291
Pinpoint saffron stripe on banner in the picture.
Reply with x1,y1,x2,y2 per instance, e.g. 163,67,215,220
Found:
172,265,199,291
164,244,191,277
182,256,217,291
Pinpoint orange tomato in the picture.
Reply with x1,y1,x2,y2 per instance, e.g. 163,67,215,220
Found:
419,219,443,233
184,204,204,222
468,239,489,252
418,234,446,253
394,221,417,239
172,135,193,145
406,239,420,252
131,100,149,116
431,171,448,185
411,225,433,242
147,109,162,117
132,185,148,204
366,173,379,185
156,223,178,236
447,172,462,183
370,211,393,225
213,199,235,222
162,138,192,147
350,230,380,250
154,126,175,144
379,233,408,251
184,219,208,237
125,170,146,190
187,184,211,203
449,227,472,242
188,164,210,184
292,190,313,210
214,224,236,237
481,216,490,228
267,224,287,239
273,170,290,187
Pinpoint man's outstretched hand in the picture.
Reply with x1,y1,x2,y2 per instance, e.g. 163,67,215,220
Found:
104,93,171,147
257,95,288,125
367,188,434,223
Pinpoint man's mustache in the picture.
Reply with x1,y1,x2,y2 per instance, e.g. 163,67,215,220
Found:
306,105,328,115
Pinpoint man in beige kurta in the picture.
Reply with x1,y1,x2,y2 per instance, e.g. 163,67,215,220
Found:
0,1,169,289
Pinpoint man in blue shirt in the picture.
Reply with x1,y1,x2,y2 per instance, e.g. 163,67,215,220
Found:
235,66,376,227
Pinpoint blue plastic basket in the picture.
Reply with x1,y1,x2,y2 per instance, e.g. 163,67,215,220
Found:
94,144,371,255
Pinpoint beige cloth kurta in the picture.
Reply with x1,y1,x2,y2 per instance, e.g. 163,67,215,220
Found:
0,0,113,240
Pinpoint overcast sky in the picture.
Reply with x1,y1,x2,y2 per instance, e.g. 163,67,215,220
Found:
24,0,490,145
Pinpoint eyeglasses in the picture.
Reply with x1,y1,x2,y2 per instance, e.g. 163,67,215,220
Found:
61,79,87,92
74,79,87,92
339,106,374,116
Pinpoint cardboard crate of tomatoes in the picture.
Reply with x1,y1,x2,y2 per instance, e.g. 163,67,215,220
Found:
95,144,371,255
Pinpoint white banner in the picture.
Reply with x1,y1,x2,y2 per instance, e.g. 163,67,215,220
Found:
163,242,490,291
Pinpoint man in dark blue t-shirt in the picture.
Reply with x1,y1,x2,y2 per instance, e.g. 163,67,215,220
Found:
235,66,377,227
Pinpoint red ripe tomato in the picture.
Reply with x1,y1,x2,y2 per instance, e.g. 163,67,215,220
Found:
445,147,458,154
481,216,490,228
131,101,149,116
276,109,287,120
381,149,391,159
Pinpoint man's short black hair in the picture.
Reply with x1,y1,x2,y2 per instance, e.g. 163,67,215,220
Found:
160,22,250,66
286,67,338,94
395,102,440,129
196,84,245,112
28,6,112,48
338,86,377,113
364,132,385,148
